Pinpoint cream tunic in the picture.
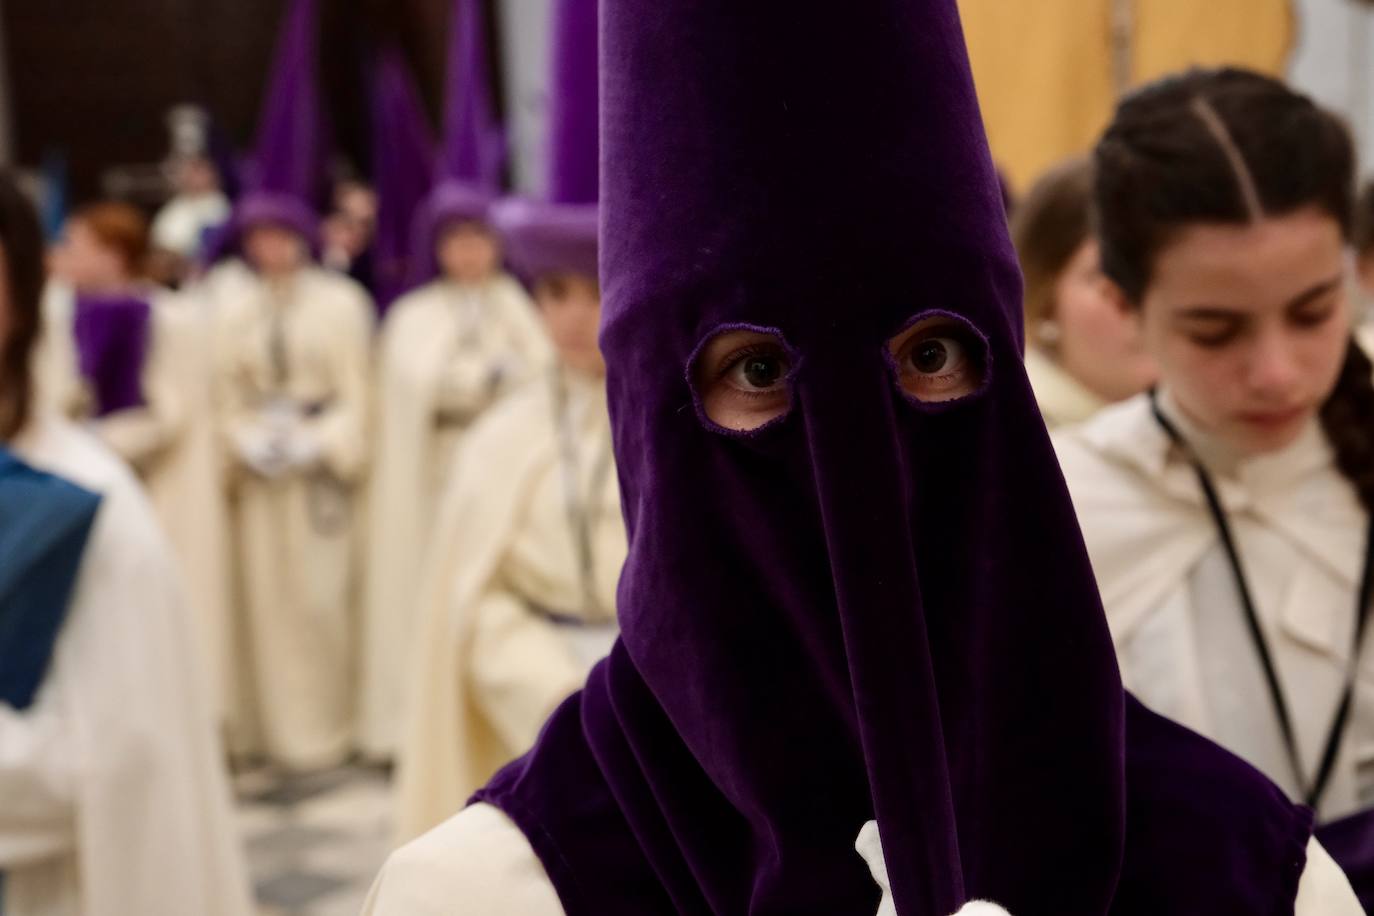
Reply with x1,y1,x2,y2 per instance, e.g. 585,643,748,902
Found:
1055,393,1374,819
359,275,553,759
363,802,1360,915
212,266,373,770
33,284,234,723
392,369,625,843
1023,347,1106,429
0,414,253,916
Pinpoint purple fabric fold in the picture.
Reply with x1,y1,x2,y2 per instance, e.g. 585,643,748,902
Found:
72,293,152,418
370,45,436,309
473,0,1319,912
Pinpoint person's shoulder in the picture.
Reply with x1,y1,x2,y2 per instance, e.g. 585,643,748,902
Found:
365,803,564,916
13,413,175,580
17,412,142,499
1118,696,1319,912
1051,393,1169,508
304,267,376,323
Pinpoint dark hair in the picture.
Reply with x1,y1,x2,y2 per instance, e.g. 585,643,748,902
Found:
0,171,46,441
1093,68,1374,513
1010,156,1094,330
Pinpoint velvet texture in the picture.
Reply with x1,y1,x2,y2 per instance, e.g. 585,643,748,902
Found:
370,45,436,309
0,449,100,712
490,0,597,280
72,293,153,418
477,1,1316,913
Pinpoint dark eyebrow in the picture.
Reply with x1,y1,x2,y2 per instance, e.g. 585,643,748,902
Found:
1173,274,1344,321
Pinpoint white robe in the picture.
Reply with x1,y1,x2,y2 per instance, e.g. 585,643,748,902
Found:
1023,346,1106,429
1055,393,1374,819
0,413,253,916
33,283,234,724
212,266,374,769
359,275,553,759
393,369,625,843
362,802,1360,915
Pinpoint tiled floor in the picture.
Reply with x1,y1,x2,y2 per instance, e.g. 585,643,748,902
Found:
234,764,395,916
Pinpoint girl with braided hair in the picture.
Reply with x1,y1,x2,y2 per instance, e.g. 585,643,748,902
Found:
1057,67,1374,839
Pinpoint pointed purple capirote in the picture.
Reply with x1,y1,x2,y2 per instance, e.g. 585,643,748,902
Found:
489,0,597,280
412,0,507,284
371,45,436,308
439,0,504,194
72,293,152,418
232,0,326,247
473,0,1318,913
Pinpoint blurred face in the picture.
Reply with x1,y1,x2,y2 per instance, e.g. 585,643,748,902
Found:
54,219,128,291
1050,240,1156,402
437,221,500,285
1132,208,1351,455
171,156,220,196
536,272,604,377
244,223,307,277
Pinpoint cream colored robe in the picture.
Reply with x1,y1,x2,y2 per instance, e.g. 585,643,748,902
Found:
1,413,253,916
212,266,373,770
957,0,1293,192
393,369,625,843
1023,347,1106,429
363,802,1360,915
33,284,234,723
1055,393,1374,820
359,275,553,759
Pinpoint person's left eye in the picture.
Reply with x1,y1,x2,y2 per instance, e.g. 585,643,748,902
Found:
888,317,986,403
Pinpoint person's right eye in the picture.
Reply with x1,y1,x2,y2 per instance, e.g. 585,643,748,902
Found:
692,328,794,433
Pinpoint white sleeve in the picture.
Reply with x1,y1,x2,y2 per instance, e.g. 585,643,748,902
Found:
0,675,78,867
1295,838,1363,914
363,803,565,916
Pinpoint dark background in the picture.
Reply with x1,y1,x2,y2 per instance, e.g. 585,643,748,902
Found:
3,0,506,203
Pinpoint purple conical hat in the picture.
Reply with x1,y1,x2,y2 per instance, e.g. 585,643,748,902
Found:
488,0,597,280
234,0,327,244
473,0,1319,913
370,44,436,307
413,0,507,283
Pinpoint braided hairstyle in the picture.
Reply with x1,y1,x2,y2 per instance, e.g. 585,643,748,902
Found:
0,172,45,442
1093,68,1374,513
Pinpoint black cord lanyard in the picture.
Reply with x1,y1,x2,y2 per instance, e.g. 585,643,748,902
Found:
1150,392,1374,809
552,369,615,619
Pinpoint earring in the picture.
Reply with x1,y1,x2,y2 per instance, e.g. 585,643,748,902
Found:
1036,320,1062,346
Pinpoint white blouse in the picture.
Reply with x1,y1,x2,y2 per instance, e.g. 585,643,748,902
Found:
1055,392,1374,819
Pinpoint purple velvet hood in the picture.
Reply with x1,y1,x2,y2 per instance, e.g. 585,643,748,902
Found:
489,0,597,280
72,292,153,418
371,45,436,307
476,1,1318,913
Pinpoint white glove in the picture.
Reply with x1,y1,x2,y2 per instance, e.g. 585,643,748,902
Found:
282,425,324,471
854,821,1011,916
232,424,291,479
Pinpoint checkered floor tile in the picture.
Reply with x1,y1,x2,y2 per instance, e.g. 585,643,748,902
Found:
235,764,395,916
